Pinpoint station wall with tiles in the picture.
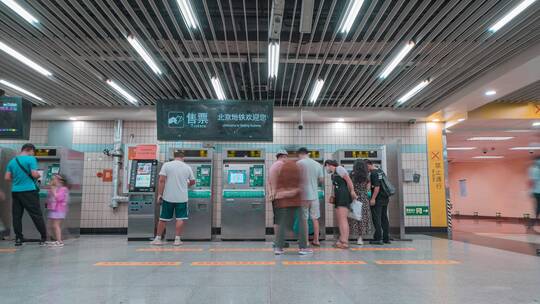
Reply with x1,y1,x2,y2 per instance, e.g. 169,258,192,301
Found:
1,120,431,229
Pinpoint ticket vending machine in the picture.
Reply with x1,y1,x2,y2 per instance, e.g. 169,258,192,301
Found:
221,149,266,240
127,159,159,240
21,147,84,240
0,147,16,239
284,149,326,240
335,149,385,239
165,148,213,240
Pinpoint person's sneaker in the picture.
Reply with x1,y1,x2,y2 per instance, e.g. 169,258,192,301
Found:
49,241,64,247
173,238,183,246
14,238,23,246
357,237,364,245
274,248,284,255
369,240,384,245
39,239,47,247
150,238,166,246
298,248,314,255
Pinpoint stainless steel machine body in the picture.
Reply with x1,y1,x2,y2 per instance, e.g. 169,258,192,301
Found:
221,149,266,240
127,159,160,240
0,147,16,239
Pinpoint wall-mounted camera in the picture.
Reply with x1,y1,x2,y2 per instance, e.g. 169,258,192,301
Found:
298,123,304,130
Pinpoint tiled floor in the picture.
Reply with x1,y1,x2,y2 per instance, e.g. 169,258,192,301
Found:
1,235,539,304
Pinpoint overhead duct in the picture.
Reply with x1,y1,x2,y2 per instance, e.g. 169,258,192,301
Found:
110,120,128,208
269,0,285,40
300,0,314,33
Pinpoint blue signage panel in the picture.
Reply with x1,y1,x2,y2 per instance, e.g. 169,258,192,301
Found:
156,99,273,142
0,96,32,140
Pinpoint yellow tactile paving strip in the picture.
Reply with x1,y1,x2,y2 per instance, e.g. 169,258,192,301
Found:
0,248,17,253
282,260,366,265
191,261,276,266
351,248,416,251
375,260,460,265
94,261,181,266
136,248,204,252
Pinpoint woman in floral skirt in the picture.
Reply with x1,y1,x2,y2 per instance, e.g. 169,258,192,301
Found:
349,159,372,245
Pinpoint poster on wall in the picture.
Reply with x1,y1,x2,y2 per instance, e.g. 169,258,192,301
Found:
156,99,273,142
0,96,32,140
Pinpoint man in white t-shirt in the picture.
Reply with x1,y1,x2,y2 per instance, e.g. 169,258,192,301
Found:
151,150,195,246
297,147,324,246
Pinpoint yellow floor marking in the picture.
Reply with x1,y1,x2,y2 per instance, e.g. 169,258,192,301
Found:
191,261,276,266
282,260,366,265
94,261,181,266
209,248,273,252
351,248,416,251
0,248,17,253
136,248,204,252
375,260,460,265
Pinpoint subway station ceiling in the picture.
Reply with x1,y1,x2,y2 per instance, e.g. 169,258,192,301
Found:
0,0,539,109
495,80,540,103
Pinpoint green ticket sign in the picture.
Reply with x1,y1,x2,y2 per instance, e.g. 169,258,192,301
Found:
405,206,430,216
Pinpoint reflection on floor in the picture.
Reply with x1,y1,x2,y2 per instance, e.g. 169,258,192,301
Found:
1,235,539,304
450,218,540,256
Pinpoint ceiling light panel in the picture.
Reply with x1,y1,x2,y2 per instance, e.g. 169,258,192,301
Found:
489,0,537,33
397,80,430,105
309,79,324,103
447,147,477,151
467,137,514,141
1,0,39,24
473,156,504,159
106,79,137,104
127,35,162,75
0,79,43,101
211,77,226,100
0,41,52,76
379,41,415,79
176,0,198,30
268,42,280,78
339,0,364,34
510,147,540,150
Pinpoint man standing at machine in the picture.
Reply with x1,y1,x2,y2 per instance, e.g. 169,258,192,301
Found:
4,143,47,246
268,150,289,247
367,160,390,245
151,150,195,246
297,147,324,246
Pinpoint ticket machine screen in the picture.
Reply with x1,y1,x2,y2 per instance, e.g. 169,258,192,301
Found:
129,160,158,192
228,170,246,184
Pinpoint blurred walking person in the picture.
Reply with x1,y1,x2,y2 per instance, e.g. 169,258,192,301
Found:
349,159,372,245
297,147,324,246
529,156,540,229
325,160,357,249
273,159,312,255
267,150,289,247
46,174,69,247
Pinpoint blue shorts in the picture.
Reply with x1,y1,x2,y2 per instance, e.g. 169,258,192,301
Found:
159,201,189,221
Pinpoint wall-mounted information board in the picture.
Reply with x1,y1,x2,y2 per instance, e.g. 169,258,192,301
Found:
156,99,273,142
0,96,32,140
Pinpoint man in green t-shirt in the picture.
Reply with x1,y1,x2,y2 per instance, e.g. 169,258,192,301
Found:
4,144,46,246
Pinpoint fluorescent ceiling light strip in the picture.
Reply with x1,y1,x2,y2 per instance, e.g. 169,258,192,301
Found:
472,156,504,159
177,0,198,29
489,0,536,33
510,147,540,150
397,80,430,104
0,41,52,76
484,90,496,96
1,0,39,24
268,42,280,78
211,77,226,100
0,79,43,101
106,80,137,104
533,122,540,127
340,0,364,33
309,79,324,103
447,147,477,151
127,35,162,75
380,41,415,79
467,137,514,141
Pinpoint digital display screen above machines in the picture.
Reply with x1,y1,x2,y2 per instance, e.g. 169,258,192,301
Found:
173,149,208,158
228,170,247,184
35,149,58,157
227,150,261,158
344,150,378,159
286,150,321,159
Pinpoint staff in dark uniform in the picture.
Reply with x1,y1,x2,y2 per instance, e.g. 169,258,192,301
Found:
324,160,357,249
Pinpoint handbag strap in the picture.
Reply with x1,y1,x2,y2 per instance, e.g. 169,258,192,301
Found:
15,157,38,190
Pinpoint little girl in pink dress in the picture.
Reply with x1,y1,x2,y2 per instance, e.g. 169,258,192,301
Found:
47,174,69,247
